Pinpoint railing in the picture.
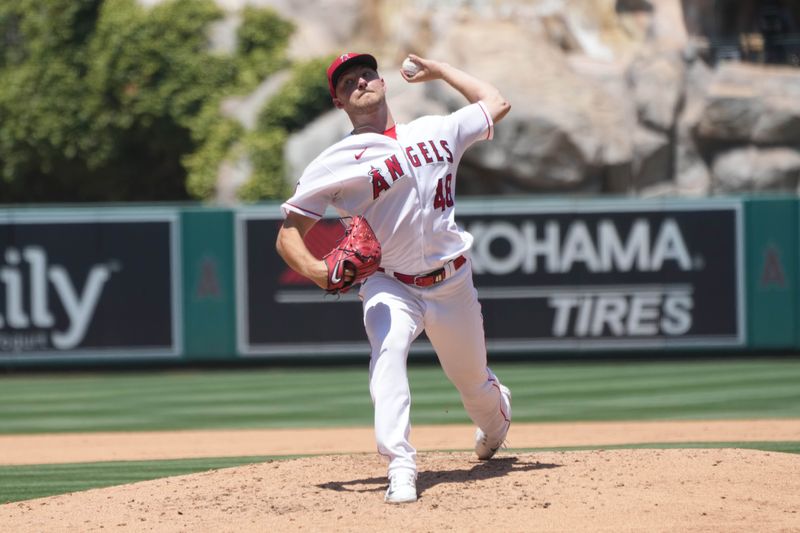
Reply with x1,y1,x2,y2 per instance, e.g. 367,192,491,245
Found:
707,32,800,66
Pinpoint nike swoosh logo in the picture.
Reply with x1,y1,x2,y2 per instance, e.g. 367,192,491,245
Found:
355,147,368,160
330,260,343,284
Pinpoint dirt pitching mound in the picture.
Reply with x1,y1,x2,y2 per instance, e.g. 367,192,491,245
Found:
3,448,799,532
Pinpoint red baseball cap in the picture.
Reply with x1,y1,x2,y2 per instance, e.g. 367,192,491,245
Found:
327,53,378,100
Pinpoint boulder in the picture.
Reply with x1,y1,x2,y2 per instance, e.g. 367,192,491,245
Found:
712,146,800,192
696,63,800,144
627,49,686,132
426,16,636,192
631,125,672,190
673,53,713,196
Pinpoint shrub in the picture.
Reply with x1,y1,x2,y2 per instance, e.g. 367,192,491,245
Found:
0,0,308,203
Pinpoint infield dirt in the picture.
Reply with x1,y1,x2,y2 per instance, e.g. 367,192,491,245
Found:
2,420,800,532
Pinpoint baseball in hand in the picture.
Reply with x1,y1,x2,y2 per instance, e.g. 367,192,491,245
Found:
402,57,420,76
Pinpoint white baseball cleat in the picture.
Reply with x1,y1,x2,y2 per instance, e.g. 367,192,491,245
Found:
474,426,508,460
475,384,512,460
384,471,418,504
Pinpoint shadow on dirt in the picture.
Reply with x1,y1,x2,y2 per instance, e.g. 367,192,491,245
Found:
317,456,561,496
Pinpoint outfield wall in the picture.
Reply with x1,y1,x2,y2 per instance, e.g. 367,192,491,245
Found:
0,196,796,366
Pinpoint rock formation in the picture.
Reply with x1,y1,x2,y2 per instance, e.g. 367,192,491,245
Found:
187,0,800,198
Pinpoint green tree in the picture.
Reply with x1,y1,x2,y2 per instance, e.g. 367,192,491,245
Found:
236,56,334,202
257,56,333,133
0,0,311,203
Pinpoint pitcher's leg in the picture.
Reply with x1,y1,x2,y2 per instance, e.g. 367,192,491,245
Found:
424,267,511,441
362,277,424,478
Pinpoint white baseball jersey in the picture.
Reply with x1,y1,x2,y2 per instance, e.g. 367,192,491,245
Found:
281,101,493,275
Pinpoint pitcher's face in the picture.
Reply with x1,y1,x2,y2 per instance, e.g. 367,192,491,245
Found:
333,66,386,113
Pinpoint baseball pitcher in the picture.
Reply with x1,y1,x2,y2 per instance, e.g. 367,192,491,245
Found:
276,52,512,504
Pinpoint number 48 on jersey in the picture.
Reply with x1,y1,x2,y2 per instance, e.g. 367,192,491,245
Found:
433,174,454,211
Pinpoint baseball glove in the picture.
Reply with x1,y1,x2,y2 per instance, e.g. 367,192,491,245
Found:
322,216,382,294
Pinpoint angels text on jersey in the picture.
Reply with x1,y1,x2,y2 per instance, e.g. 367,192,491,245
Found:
367,139,454,207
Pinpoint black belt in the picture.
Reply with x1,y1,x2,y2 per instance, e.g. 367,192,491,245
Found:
378,255,467,287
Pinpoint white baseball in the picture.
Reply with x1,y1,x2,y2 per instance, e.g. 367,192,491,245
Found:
402,57,420,76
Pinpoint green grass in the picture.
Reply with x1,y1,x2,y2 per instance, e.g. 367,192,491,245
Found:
0,359,799,504
1,360,799,433
516,441,800,454
0,366,376,433
0,456,279,504
502,359,800,422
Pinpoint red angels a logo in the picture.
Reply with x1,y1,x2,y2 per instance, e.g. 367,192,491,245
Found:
369,166,391,199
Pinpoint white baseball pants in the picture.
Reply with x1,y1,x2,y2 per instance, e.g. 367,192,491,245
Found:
359,258,511,478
